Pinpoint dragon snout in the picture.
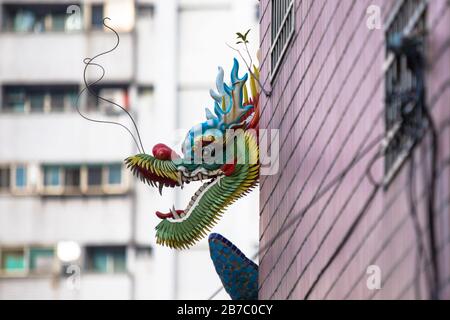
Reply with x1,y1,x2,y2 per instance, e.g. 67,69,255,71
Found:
152,143,180,161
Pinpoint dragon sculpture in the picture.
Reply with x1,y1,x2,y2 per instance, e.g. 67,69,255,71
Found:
125,58,260,299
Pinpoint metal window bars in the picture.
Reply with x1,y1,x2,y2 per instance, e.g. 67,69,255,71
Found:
384,0,428,183
270,0,295,80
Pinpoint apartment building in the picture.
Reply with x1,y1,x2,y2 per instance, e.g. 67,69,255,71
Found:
0,0,259,299
259,0,450,299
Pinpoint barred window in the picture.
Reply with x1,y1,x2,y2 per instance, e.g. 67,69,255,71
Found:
271,0,295,80
42,163,126,196
2,85,78,113
384,0,427,180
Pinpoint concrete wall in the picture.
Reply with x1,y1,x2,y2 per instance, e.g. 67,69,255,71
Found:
259,0,450,299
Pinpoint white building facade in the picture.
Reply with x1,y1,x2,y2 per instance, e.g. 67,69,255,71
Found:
0,0,259,299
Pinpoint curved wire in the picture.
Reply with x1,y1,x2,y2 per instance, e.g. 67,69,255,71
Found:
366,150,384,188
76,17,146,154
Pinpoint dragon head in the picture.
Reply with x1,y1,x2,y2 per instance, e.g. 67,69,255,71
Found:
125,58,260,249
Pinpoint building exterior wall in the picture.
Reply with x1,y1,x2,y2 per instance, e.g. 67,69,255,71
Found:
259,0,450,299
0,0,259,300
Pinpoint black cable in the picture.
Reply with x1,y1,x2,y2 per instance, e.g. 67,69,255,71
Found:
329,114,450,300
258,0,446,240
208,2,450,300
208,131,384,300
322,152,421,299
302,185,380,299
210,79,449,300
339,112,450,300
422,95,440,299
396,203,450,299
209,104,448,299
268,143,384,298
408,157,426,299
388,22,441,299
258,0,387,197
259,21,388,243
260,3,369,193
260,71,385,266
280,147,384,299
367,150,385,188
262,4,450,297
372,193,450,300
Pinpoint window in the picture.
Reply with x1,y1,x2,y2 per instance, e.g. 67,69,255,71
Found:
1,249,25,273
137,4,155,18
3,88,25,112
51,13,66,32
29,91,45,113
91,4,104,30
85,246,126,274
107,164,122,185
271,0,295,79
86,84,129,113
29,248,54,274
2,85,79,113
14,165,27,189
41,163,125,196
50,92,65,112
0,247,56,276
64,167,81,192
44,165,61,188
0,167,11,191
87,165,102,187
384,0,427,179
2,4,81,33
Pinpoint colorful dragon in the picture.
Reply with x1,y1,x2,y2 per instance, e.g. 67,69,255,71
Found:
125,58,260,299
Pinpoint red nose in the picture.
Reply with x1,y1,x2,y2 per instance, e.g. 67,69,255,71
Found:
152,143,178,161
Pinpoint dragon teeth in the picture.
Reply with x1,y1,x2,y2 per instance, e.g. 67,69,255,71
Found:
171,205,180,219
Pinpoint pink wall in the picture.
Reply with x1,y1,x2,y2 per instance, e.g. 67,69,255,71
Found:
259,0,450,299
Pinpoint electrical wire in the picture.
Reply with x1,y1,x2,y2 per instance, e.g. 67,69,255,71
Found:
208,130,385,300
259,6,390,241
340,112,450,299
208,36,450,305
421,92,440,299
331,115,450,300
408,158,425,299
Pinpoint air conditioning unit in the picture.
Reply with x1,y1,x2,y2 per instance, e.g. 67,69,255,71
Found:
98,88,128,115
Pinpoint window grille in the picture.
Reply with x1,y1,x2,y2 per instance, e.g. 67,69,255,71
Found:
384,0,427,180
85,246,127,274
271,0,295,80
2,85,79,114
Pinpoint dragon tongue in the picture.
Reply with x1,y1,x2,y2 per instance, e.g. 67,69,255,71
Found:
155,208,185,220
